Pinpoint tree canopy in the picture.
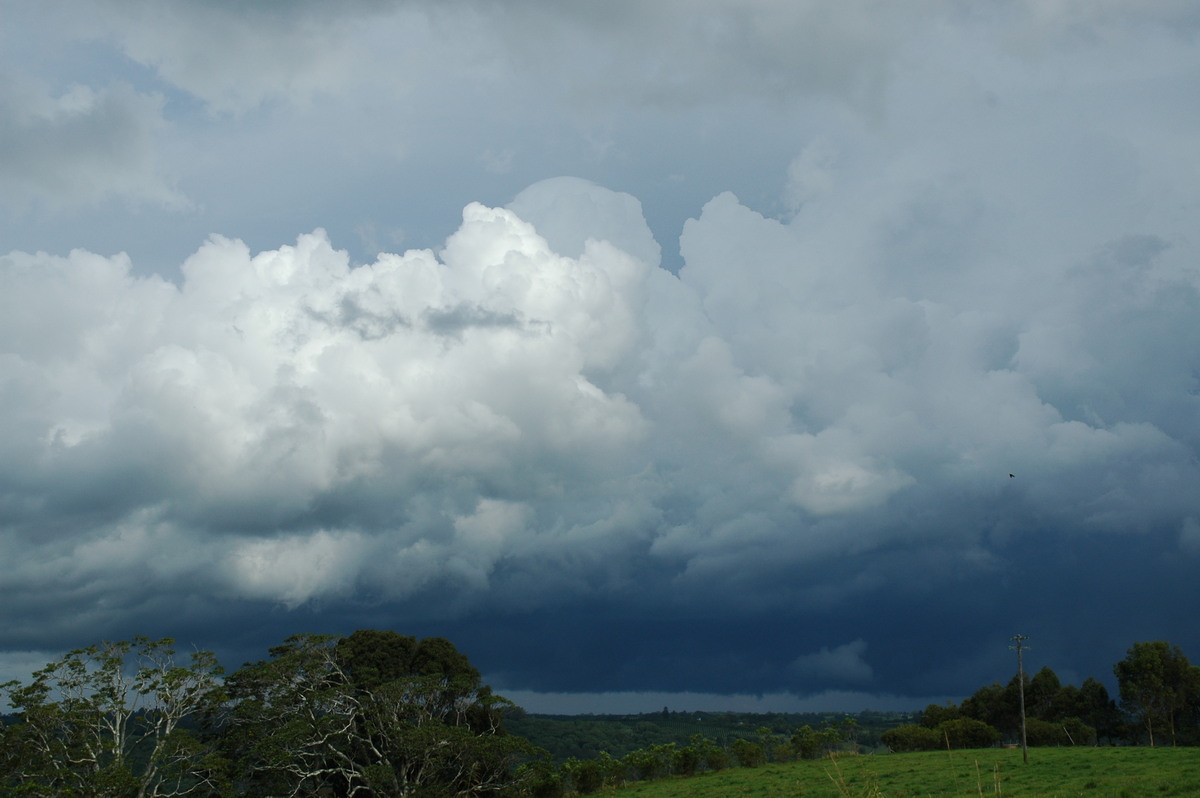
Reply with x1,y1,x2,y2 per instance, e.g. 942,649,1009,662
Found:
221,630,539,796
1114,641,1200,746
1,630,543,798
0,637,226,798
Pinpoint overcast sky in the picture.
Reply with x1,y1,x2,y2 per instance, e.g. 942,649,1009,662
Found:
3,1,1200,715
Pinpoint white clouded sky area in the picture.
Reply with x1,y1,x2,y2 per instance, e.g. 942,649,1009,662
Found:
3,1,1200,713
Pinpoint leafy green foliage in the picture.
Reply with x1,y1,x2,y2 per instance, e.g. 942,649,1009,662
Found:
936,717,1000,749
919,702,961,729
880,724,942,752
790,724,826,759
1,630,544,797
561,750,625,794
948,665,1122,746
1114,640,1200,746
729,737,765,767
0,637,227,798
221,630,542,797
1023,716,1097,747
623,742,677,780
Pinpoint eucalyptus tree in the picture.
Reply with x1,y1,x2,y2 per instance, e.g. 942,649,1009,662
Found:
221,629,540,797
0,637,227,798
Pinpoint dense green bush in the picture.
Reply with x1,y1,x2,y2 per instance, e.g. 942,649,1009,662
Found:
881,725,942,752
1024,717,1097,746
515,757,564,798
937,717,1001,749
623,742,676,780
920,702,963,729
730,737,766,767
562,751,625,794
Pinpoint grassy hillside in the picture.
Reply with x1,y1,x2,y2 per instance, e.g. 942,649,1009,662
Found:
609,747,1200,797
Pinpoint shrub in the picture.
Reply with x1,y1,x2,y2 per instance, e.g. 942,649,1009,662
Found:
516,758,564,798
937,717,1001,749
730,738,766,768
881,725,942,752
672,743,702,777
773,742,796,762
921,702,963,729
791,724,824,759
1024,717,1097,746
623,743,676,781
562,752,623,794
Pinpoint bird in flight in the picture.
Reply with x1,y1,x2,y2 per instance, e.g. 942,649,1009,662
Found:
1009,473,1015,478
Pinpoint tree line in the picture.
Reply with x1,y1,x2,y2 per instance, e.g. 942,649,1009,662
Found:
504,708,907,762
883,641,1200,752
2,633,1197,796
548,719,864,795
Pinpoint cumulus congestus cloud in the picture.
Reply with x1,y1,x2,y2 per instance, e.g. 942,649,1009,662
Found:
4,176,1198,634
1,189,653,613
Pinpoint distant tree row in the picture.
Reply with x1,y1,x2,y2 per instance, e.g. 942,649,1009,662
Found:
0,631,546,797
504,708,903,762
883,640,1200,753
551,719,863,795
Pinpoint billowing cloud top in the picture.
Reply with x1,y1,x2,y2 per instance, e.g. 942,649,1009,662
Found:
2,0,1200,709
6,172,1200,691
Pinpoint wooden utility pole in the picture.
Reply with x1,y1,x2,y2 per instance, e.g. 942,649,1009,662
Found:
1010,634,1030,764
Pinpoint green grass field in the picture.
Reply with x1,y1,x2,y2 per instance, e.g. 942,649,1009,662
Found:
608,747,1200,797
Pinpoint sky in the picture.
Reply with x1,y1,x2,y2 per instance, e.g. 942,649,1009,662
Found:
3,0,1200,715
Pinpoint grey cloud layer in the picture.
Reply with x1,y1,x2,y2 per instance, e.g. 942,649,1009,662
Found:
0,77,177,209
13,1,1197,211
